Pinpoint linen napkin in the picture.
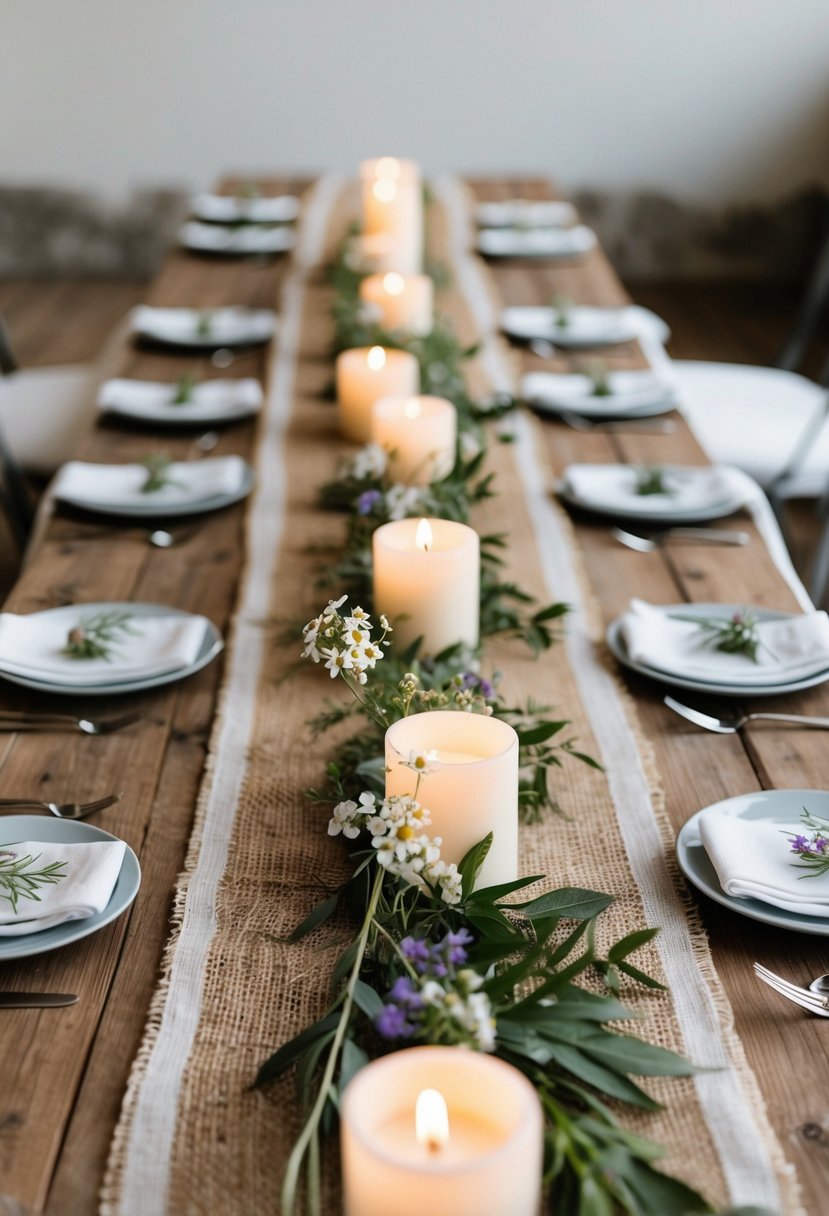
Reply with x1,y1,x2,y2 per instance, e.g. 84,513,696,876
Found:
698,812,829,917
563,463,744,514
0,610,209,686
0,839,125,935
522,370,677,413
179,221,295,255
191,192,299,224
97,377,263,421
130,306,276,347
620,598,829,685
476,199,578,229
477,225,596,258
53,456,248,509
502,304,669,348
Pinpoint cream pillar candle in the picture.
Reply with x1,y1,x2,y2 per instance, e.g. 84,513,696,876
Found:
360,158,423,274
372,517,479,654
359,272,434,336
341,1046,543,1216
336,346,420,443
372,395,457,486
385,710,519,886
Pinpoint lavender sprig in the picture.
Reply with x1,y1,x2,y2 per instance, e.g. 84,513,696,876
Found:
673,608,763,663
0,850,67,914
64,610,138,661
787,808,829,878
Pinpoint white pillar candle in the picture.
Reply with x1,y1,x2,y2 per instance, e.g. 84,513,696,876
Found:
385,710,519,886
372,517,479,654
341,1046,543,1216
359,272,434,336
372,395,456,486
336,346,420,443
360,158,423,275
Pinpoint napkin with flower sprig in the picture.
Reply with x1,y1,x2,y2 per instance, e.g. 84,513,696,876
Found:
563,464,744,513
620,598,829,684
53,456,248,509
0,839,125,934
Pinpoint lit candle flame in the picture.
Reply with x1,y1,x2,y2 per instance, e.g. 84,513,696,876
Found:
403,397,421,420
367,346,387,372
375,157,402,181
415,518,433,552
383,272,405,296
372,178,397,204
415,1088,449,1154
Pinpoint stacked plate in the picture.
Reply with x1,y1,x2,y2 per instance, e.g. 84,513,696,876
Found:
0,603,223,695
558,463,748,523
522,369,678,420
98,377,263,426
475,199,578,229
52,456,254,519
678,790,829,936
0,816,141,960
607,600,829,697
130,306,276,350
179,221,295,256
191,193,300,224
501,304,670,349
476,225,596,260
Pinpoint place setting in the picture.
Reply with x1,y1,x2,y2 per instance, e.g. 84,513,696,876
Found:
556,461,751,523
607,597,829,697
178,220,296,257
97,372,264,426
0,602,223,696
475,197,578,228
501,299,670,349
476,222,597,260
129,305,277,350
521,362,679,420
190,190,300,225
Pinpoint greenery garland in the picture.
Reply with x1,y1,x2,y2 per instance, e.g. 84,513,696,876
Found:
255,221,772,1216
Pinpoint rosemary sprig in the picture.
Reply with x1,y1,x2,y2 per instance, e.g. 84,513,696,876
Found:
171,372,198,405
196,311,214,338
63,610,138,661
634,466,673,496
787,808,829,877
673,608,763,663
140,453,183,494
551,293,572,329
0,850,67,914
586,359,612,397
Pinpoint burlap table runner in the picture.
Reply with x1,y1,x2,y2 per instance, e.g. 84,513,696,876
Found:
102,176,800,1216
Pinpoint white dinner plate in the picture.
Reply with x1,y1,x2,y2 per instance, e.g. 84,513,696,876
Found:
500,304,670,349
475,199,578,229
53,460,255,519
179,221,295,256
191,193,300,224
98,377,263,426
606,603,829,697
556,464,747,524
522,370,678,419
0,817,141,959
476,225,596,260
677,790,829,935
0,603,223,697
130,306,276,349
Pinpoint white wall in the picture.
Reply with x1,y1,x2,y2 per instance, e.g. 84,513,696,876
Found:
4,0,829,203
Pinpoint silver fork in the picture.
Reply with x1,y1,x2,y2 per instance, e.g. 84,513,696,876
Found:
664,695,829,733
612,526,751,552
0,711,141,736
557,411,677,435
0,793,121,820
753,964,829,1016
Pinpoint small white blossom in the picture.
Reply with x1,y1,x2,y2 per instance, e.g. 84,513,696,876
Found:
459,431,482,462
328,799,361,839
385,484,425,522
321,646,354,678
402,749,439,777
322,595,347,621
350,445,387,481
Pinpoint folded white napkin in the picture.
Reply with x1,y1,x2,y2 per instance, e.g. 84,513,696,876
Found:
563,464,745,514
477,225,596,258
97,377,263,421
0,609,208,686
476,199,578,229
53,456,248,509
0,839,125,935
502,305,669,348
191,193,300,224
699,812,829,917
620,598,829,684
130,306,276,347
179,221,295,254
522,370,677,413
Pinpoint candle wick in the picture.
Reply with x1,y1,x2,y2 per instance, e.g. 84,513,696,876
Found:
425,1136,442,1154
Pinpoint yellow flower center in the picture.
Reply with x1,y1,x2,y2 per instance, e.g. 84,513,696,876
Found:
397,825,415,841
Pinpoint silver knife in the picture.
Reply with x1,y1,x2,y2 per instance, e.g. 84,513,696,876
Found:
0,992,78,1008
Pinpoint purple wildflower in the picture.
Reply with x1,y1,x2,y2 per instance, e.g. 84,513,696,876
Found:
791,834,809,853
401,936,431,972
478,679,495,700
357,489,382,516
389,976,423,1008
445,928,473,965
462,672,479,689
815,838,828,854
376,1003,415,1040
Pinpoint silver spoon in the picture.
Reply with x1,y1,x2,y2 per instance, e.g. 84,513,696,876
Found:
191,430,220,455
211,348,234,369
664,695,829,734
612,526,750,552
529,339,561,360
557,411,677,435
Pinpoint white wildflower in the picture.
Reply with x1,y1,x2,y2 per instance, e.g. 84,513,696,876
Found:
351,444,387,481
459,431,482,462
402,749,439,777
385,483,425,522
328,799,361,839
321,646,354,679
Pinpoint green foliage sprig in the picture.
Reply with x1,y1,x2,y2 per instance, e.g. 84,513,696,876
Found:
140,453,183,494
673,608,763,663
63,610,138,661
634,466,673,497
0,849,67,914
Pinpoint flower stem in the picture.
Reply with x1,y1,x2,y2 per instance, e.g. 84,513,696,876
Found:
280,865,385,1216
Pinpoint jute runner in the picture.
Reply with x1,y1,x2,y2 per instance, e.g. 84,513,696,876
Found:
102,176,800,1215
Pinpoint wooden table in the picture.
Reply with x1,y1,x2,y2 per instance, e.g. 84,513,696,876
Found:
1,174,828,1215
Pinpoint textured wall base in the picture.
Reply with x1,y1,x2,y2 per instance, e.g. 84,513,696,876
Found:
0,184,826,281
